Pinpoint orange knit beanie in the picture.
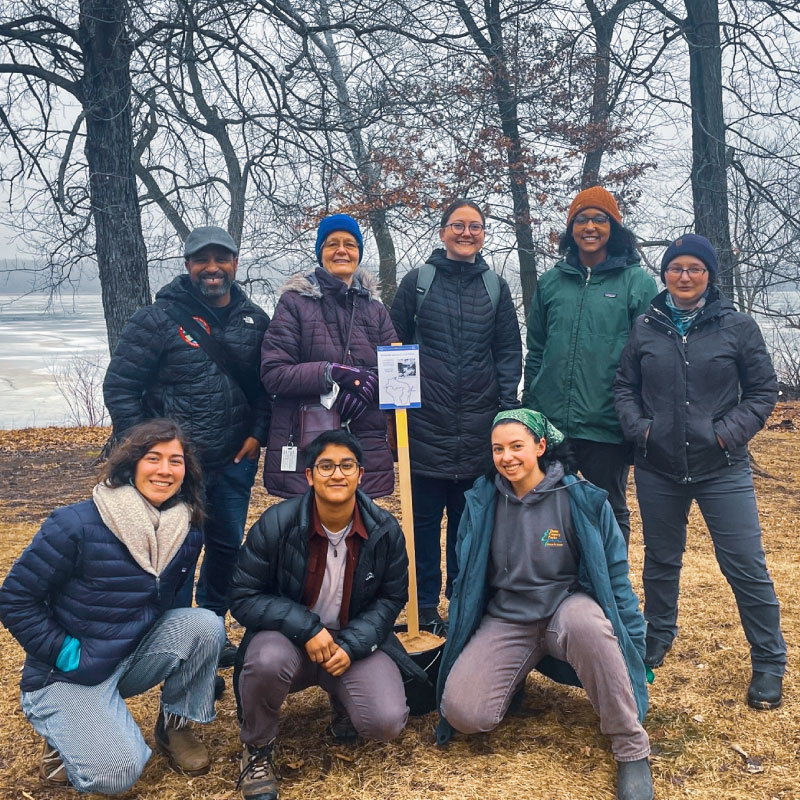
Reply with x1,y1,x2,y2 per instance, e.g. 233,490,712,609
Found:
567,186,622,226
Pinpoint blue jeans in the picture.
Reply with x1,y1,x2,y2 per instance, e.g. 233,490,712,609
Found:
411,475,474,609
635,463,786,675
177,456,259,616
21,608,224,794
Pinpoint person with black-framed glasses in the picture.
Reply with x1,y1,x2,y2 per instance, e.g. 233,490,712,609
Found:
615,233,785,710
229,430,424,800
523,186,657,548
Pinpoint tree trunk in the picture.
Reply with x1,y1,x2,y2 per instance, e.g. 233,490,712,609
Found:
581,10,613,188
482,3,538,312
368,208,398,305
684,0,735,299
79,0,150,354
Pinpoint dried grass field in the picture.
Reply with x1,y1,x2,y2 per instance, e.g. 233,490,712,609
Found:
0,410,798,800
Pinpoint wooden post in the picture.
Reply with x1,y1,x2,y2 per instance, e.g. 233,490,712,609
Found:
393,345,419,638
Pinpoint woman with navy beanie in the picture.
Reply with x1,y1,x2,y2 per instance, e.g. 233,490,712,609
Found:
615,233,786,709
260,214,397,497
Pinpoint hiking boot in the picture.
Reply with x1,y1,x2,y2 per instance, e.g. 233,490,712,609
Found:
327,694,357,743
215,675,226,701
747,671,782,710
154,709,211,776
616,757,653,800
237,742,279,800
39,740,69,787
643,635,671,669
219,637,238,669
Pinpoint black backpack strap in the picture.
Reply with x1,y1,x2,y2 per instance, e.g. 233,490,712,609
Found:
162,302,260,405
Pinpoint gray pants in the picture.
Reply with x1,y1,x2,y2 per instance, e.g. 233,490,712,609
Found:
636,464,786,675
239,630,409,745
441,593,650,761
20,608,225,794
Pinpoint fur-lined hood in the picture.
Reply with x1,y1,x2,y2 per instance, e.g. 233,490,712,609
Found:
279,268,382,302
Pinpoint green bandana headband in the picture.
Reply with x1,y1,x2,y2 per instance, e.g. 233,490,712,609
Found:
492,409,565,449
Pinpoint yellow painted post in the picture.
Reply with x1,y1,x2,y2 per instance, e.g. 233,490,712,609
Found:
393,344,419,639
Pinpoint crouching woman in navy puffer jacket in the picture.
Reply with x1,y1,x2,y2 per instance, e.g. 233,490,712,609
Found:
0,419,225,794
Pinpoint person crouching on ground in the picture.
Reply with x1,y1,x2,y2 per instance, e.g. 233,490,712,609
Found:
0,419,225,794
230,430,423,800
436,409,653,800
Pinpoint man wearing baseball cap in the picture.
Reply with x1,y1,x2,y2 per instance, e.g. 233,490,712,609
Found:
104,225,271,680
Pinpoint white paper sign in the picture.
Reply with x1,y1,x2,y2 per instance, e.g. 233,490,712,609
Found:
377,345,421,409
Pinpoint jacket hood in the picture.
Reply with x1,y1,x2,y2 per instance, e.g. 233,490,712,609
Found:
155,273,249,311
280,267,382,302
427,248,490,276
557,251,639,276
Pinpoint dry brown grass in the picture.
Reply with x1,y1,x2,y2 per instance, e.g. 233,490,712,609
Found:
0,412,798,799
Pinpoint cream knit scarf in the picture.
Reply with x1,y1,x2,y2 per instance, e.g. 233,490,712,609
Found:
92,483,191,576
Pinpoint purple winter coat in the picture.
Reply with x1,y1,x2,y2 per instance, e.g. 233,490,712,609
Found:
261,266,396,497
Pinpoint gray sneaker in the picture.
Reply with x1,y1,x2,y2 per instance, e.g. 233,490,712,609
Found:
237,742,279,800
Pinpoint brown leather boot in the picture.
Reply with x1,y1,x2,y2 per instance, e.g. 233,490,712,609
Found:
154,709,211,776
39,740,69,787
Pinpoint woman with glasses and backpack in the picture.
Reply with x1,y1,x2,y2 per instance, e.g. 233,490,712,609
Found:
614,234,785,709
390,199,522,628
523,187,657,548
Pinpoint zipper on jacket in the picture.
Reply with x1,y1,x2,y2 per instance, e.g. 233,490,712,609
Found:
155,575,161,603
454,268,463,476
565,271,591,432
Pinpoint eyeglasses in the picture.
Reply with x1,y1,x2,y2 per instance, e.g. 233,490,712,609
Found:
573,213,610,226
443,222,487,234
312,459,360,477
665,266,707,277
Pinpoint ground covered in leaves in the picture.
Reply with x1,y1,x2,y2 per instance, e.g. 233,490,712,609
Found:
0,409,798,799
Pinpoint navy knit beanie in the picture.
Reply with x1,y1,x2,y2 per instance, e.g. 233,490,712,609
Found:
315,214,364,266
660,233,718,282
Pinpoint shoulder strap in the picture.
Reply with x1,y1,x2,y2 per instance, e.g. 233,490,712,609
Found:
481,269,501,313
414,263,436,318
161,301,260,405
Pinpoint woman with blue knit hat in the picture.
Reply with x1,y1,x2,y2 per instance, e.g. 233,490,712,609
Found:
615,233,786,709
260,213,396,497
436,408,653,800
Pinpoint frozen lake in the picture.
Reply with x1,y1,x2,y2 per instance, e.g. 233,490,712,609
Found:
0,294,109,428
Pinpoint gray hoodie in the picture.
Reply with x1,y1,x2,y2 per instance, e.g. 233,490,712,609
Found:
486,462,581,623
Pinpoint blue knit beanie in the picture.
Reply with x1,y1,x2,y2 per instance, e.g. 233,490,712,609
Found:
660,233,718,282
315,214,364,266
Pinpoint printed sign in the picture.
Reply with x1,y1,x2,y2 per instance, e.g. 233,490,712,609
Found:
377,345,421,409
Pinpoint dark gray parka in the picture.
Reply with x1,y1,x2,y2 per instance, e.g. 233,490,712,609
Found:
614,287,777,483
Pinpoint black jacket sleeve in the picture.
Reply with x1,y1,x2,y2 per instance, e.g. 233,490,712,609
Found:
103,307,164,436
714,316,777,449
335,522,409,662
229,510,324,646
0,507,81,665
491,278,523,409
613,320,652,448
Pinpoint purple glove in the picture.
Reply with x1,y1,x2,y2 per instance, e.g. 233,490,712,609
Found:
336,390,369,422
330,364,378,403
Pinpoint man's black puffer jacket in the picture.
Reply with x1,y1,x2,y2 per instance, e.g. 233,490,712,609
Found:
390,249,522,480
229,489,426,690
615,286,777,483
103,275,270,470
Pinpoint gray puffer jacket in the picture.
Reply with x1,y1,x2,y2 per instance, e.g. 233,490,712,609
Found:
260,267,396,498
614,287,777,483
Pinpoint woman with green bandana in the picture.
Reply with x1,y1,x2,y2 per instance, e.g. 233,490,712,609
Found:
435,409,653,800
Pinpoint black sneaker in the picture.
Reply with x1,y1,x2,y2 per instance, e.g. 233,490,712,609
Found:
214,675,226,701
219,637,238,669
643,635,671,669
418,607,448,634
327,694,358,743
237,742,279,800
747,671,782,710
